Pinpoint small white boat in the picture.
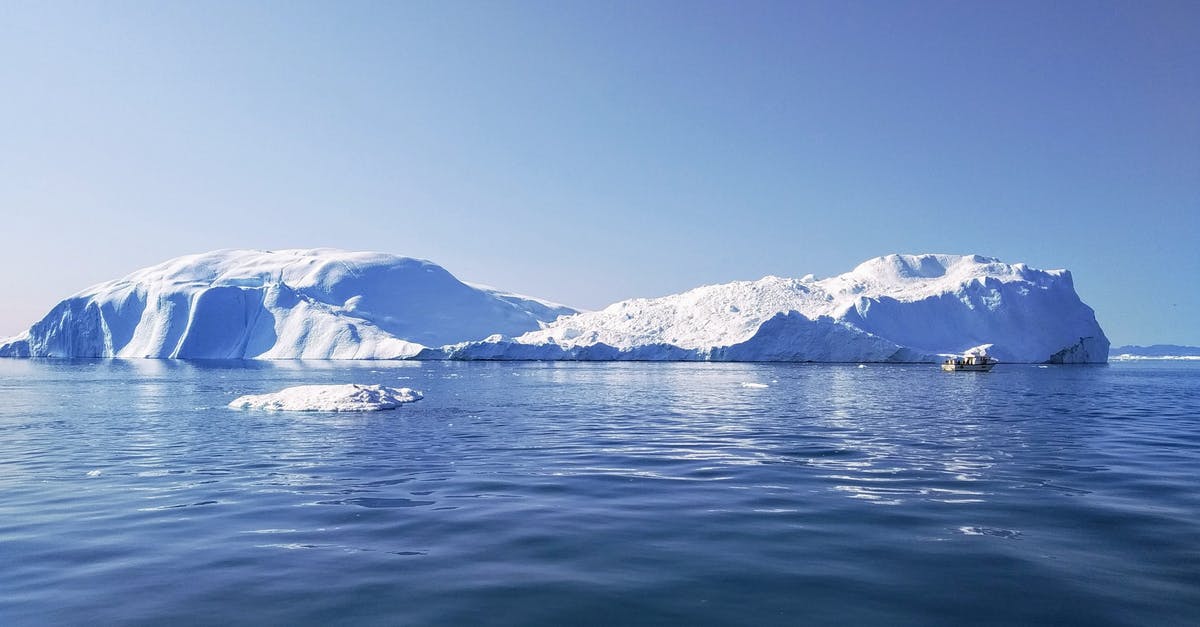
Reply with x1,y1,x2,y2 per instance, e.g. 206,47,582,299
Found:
941,354,997,372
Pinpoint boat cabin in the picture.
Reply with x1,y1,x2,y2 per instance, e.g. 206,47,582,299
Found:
941,354,997,372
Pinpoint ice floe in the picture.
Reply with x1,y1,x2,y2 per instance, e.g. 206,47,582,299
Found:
229,384,422,412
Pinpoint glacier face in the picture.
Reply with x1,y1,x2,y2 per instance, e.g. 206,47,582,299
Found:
0,251,1109,363
0,249,576,359
438,254,1109,363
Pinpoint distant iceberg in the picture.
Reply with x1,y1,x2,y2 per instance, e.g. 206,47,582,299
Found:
434,254,1109,363
229,384,422,412
0,249,574,359
1,250,1109,363
1109,345,1200,360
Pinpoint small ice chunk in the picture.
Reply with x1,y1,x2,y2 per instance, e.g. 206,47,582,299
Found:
740,382,769,389
86,469,103,478
958,526,1021,539
229,384,422,412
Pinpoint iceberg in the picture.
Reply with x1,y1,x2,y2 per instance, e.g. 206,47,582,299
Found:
1,251,1109,363
437,254,1108,363
1109,345,1200,361
0,249,575,359
229,384,422,412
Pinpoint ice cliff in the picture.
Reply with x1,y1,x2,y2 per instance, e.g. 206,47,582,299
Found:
0,249,575,359
0,251,1108,363
434,254,1108,363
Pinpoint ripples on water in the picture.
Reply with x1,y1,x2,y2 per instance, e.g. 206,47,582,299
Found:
1,360,1198,625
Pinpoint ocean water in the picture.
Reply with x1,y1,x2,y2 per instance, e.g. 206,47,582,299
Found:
1,360,1197,626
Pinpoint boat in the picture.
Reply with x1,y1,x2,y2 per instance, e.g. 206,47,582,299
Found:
941,354,997,372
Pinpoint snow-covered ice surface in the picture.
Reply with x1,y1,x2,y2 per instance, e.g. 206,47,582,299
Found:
438,254,1109,363
1,251,1109,363
228,384,422,412
0,249,575,359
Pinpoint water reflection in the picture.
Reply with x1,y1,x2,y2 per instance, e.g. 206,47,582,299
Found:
2,359,1197,626
806,366,1025,506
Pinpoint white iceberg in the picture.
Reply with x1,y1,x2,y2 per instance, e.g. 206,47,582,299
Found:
228,384,422,412
1,251,1110,363
0,249,575,359
439,254,1108,363
1109,344,1200,360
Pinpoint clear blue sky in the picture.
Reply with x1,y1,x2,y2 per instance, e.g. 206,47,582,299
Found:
1,1,1197,345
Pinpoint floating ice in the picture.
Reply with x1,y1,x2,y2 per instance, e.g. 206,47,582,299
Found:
229,384,422,412
440,253,1109,363
958,526,1022,539
740,382,769,389
1109,344,1200,359
1,251,1110,363
0,249,574,359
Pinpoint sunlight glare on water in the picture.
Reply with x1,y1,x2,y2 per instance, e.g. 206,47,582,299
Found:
1,360,1197,626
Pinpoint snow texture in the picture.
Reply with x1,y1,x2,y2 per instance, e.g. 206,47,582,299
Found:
1,251,1109,363
436,254,1108,363
0,249,575,359
229,384,422,412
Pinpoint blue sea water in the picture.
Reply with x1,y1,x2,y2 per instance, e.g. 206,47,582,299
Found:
1,359,1197,626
